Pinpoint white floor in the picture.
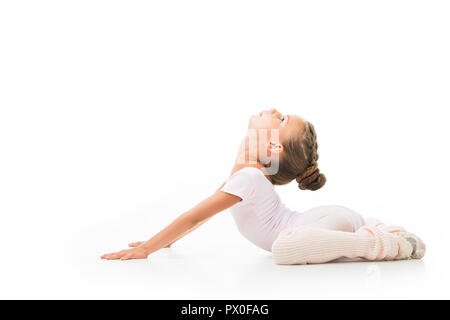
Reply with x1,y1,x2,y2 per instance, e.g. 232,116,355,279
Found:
1,216,447,300
80,240,448,300
87,248,435,300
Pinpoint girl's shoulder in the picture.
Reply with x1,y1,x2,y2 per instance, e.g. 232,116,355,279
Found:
222,166,273,201
228,166,270,184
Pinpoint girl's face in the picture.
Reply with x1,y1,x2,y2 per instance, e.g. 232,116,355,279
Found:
248,109,304,143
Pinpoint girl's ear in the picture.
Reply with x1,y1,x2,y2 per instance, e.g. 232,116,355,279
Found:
267,141,284,155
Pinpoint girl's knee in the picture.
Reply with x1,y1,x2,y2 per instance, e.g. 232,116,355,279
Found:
336,206,365,231
318,205,365,232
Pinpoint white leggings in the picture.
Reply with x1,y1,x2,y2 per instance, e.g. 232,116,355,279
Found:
272,205,410,265
291,205,366,232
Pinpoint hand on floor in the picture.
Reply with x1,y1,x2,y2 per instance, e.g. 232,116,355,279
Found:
101,246,150,261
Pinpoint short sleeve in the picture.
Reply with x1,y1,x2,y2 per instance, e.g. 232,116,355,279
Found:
220,167,261,201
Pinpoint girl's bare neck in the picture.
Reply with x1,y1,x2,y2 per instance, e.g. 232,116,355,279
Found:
228,136,272,182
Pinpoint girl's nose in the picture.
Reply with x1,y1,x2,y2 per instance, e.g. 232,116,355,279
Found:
269,108,281,117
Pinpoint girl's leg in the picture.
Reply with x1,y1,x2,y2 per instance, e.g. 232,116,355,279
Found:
272,206,413,265
290,205,366,233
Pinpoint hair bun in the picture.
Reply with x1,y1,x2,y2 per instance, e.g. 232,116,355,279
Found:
296,164,327,191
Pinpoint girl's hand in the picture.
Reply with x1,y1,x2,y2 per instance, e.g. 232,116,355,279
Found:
101,246,150,261
128,241,171,248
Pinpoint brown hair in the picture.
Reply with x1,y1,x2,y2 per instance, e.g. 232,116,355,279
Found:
266,121,326,191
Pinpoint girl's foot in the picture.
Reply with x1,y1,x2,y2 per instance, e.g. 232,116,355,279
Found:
364,218,426,259
357,225,413,261
395,231,426,259
391,233,414,260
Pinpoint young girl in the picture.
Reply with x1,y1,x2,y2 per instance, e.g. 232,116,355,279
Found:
101,109,425,264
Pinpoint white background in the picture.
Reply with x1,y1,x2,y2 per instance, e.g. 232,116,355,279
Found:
1,1,449,299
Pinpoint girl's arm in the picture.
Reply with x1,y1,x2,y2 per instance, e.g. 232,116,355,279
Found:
128,217,211,249
129,183,227,249
101,187,240,260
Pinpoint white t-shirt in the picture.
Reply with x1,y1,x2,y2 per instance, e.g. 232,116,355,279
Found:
220,167,301,252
